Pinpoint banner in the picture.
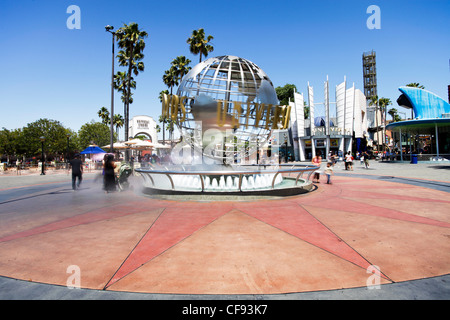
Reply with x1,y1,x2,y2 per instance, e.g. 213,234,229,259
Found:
308,84,314,135
324,78,330,136
335,80,346,133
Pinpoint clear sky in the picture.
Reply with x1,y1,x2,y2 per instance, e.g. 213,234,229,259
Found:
1,0,449,139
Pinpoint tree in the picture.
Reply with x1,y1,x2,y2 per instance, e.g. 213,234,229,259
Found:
97,107,124,136
406,83,425,89
378,97,392,146
21,118,75,160
368,95,381,150
97,107,110,125
158,90,169,143
303,101,310,119
162,67,179,95
78,121,114,150
113,114,124,136
116,22,148,149
186,28,214,63
114,70,136,133
171,56,191,83
275,84,297,106
388,108,401,122
166,118,176,143
0,128,21,162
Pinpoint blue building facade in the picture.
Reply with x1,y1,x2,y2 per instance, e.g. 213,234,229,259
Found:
387,87,450,160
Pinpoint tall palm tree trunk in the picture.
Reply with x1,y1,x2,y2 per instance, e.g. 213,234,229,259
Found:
125,46,133,161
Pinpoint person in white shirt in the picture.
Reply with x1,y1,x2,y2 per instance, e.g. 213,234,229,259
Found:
345,151,354,171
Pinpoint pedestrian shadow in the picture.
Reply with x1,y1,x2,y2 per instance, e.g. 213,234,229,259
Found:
427,165,450,170
0,187,90,205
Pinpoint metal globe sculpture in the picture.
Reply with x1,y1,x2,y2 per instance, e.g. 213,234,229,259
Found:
140,57,315,197
162,55,291,162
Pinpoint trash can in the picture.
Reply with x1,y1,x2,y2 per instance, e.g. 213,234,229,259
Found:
410,154,418,164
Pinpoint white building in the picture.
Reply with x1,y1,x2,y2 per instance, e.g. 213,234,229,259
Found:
289,77,369,161
128,115,158,143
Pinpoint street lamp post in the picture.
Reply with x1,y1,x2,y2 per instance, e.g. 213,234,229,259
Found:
105,25,115,154
256,138,259,164
284,133,288,163
66,134,70,168
40,136,45,175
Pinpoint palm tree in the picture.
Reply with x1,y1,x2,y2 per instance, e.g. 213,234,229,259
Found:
388,108,401,122
158,90,169,144
163,67,179,95
171,56,191,83
113,114,124,135
158,89,169,102
406,83,425,89
378,97,392,148
166,118,175,143
116,22,148,149
186,28,214,63
369,95,380,150
114,70,136,131
158,114,168,144
97,107,110,125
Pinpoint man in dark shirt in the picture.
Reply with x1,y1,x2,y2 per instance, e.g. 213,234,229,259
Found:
69,154,83,190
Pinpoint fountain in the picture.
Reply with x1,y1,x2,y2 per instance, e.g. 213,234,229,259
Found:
137,164,316,199
136,56,318,199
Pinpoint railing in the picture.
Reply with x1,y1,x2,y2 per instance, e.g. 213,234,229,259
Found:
382,154,450,161
135,164,319,193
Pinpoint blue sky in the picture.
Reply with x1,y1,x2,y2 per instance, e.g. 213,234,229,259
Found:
1,0,449,138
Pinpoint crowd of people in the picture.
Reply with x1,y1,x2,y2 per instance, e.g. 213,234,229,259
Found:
311,149,372,184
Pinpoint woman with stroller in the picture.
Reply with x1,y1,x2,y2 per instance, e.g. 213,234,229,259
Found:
103,154,116,193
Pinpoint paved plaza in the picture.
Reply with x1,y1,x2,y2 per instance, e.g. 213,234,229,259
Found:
0,160,449,300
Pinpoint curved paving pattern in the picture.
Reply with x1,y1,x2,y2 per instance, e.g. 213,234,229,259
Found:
0,174,449,295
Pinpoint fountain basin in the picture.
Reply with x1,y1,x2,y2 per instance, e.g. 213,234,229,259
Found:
135,164,318,200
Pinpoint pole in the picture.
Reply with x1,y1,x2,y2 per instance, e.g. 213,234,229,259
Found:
110,32,115,154
399,128,403,161
343,77,347,154
435,123,440,157
66,135,70,168
40,139,45,175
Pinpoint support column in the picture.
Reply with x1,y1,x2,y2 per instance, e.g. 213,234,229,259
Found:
399,128,403,161
435,123,440,157
311,138,316,159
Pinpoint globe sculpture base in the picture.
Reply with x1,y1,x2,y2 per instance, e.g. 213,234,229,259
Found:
136,164,318,201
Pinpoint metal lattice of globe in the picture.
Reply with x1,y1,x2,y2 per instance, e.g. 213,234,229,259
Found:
175,55,280,161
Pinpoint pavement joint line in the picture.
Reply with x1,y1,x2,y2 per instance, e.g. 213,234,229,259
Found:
335,173,450,192
298,203,393,282
103,207,167,290
0,163,449,300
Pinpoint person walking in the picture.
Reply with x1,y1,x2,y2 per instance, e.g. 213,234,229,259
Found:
324,162,334,184
311,152,322,183
103,154,117,193
345,151,354,171
362,150,370,169
69,153,83,190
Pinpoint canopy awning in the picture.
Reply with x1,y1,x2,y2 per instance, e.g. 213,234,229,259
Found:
80,145,106,154
386,118,450,133
102,142,128,149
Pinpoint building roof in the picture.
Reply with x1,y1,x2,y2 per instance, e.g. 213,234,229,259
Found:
396,86,450,119
387,87,450,132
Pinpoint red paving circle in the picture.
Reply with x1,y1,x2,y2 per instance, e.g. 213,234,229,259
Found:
0,175,449,294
